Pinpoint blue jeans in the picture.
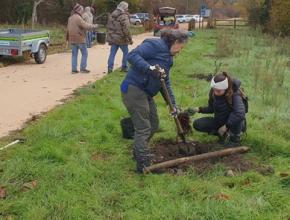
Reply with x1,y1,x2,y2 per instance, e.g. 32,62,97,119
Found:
86,31,93,48
107,44,129,71
71,43,88,71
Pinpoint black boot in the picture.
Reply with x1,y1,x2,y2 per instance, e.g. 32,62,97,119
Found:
134,147,151,174
136,157,151,174
223,134,241,148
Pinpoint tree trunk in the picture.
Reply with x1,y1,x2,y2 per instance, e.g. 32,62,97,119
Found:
32,0,45,29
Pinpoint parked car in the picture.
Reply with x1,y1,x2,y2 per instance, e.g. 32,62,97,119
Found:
154,7,179,36
129,14,142,25
176,15,186,23
136,13,149,22
193,14,203,22
176,14,195,23
0,28,50,64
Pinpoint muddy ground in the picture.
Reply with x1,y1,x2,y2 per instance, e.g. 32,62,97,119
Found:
151,140,274,175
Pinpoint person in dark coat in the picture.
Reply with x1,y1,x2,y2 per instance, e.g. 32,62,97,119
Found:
107,1,132,73
121,29,188,173
192,72,246,147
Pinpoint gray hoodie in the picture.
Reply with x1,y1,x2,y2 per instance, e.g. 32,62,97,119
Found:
83,7,93,24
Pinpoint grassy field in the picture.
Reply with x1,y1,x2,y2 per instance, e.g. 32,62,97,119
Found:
0,28,290,219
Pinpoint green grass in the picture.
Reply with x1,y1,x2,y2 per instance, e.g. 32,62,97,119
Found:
0,29,290,219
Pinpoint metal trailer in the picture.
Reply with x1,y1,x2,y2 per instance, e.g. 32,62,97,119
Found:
0,28,50,64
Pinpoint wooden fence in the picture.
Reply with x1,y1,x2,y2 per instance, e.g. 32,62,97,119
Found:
187,19,249,30
213,19,249,29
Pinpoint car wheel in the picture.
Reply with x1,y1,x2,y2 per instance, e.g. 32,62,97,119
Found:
34,44,47,64
135,21,141,26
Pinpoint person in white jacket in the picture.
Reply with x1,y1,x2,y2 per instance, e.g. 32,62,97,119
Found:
83,7,94,48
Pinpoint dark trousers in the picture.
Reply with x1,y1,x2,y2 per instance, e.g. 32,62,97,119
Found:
193,117,245,136
122,85,159,171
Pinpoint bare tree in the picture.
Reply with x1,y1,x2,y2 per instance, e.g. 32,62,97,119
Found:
32,0,45,29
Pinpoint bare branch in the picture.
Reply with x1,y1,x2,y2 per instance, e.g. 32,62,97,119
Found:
35,0,45,7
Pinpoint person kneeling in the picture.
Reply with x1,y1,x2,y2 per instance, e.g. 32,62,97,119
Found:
192,72,246,147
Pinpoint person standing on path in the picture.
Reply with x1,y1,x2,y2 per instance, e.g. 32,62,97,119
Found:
83,6,94,48
107,1,133,73
66,3,98,74
121,29,188,173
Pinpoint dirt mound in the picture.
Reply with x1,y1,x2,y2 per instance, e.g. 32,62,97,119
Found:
152,140,214,162
151,140,273,175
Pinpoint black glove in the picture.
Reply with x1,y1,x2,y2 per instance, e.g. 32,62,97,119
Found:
185,107,199,116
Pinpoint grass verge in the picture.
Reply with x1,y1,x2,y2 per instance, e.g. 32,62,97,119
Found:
0,29,289,219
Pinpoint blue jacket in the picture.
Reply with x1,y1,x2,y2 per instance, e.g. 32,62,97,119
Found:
120,38,176,105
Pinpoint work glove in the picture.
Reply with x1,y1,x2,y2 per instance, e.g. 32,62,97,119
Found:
186,107,199,116
218,125,228,137
148,65,165,79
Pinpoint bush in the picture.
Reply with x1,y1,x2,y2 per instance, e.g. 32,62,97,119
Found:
243,0,290,36
215,32,233,58
268,0,290,36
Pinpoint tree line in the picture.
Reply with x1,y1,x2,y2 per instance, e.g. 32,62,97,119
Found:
0,0,240,25
236,0,290,36
0,0,140,25
0,0,289,36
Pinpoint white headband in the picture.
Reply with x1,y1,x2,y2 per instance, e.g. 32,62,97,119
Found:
210,77,229,90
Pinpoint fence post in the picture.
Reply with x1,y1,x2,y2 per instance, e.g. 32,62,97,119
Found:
214,19,217,28
188,19,195,31
234,19,236,29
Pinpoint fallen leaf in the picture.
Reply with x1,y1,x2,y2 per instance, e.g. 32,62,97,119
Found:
91,153,107,161
225,169,235,177
22,180,37,191
212,193,230,201
242,178,251,187
0,187,6,199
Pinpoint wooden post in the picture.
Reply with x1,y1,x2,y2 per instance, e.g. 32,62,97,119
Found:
234,19,236,29
214,19,217,28
188,19,195,31
143,146,250,173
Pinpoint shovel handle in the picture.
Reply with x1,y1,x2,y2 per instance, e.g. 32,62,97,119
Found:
160,78,185,137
